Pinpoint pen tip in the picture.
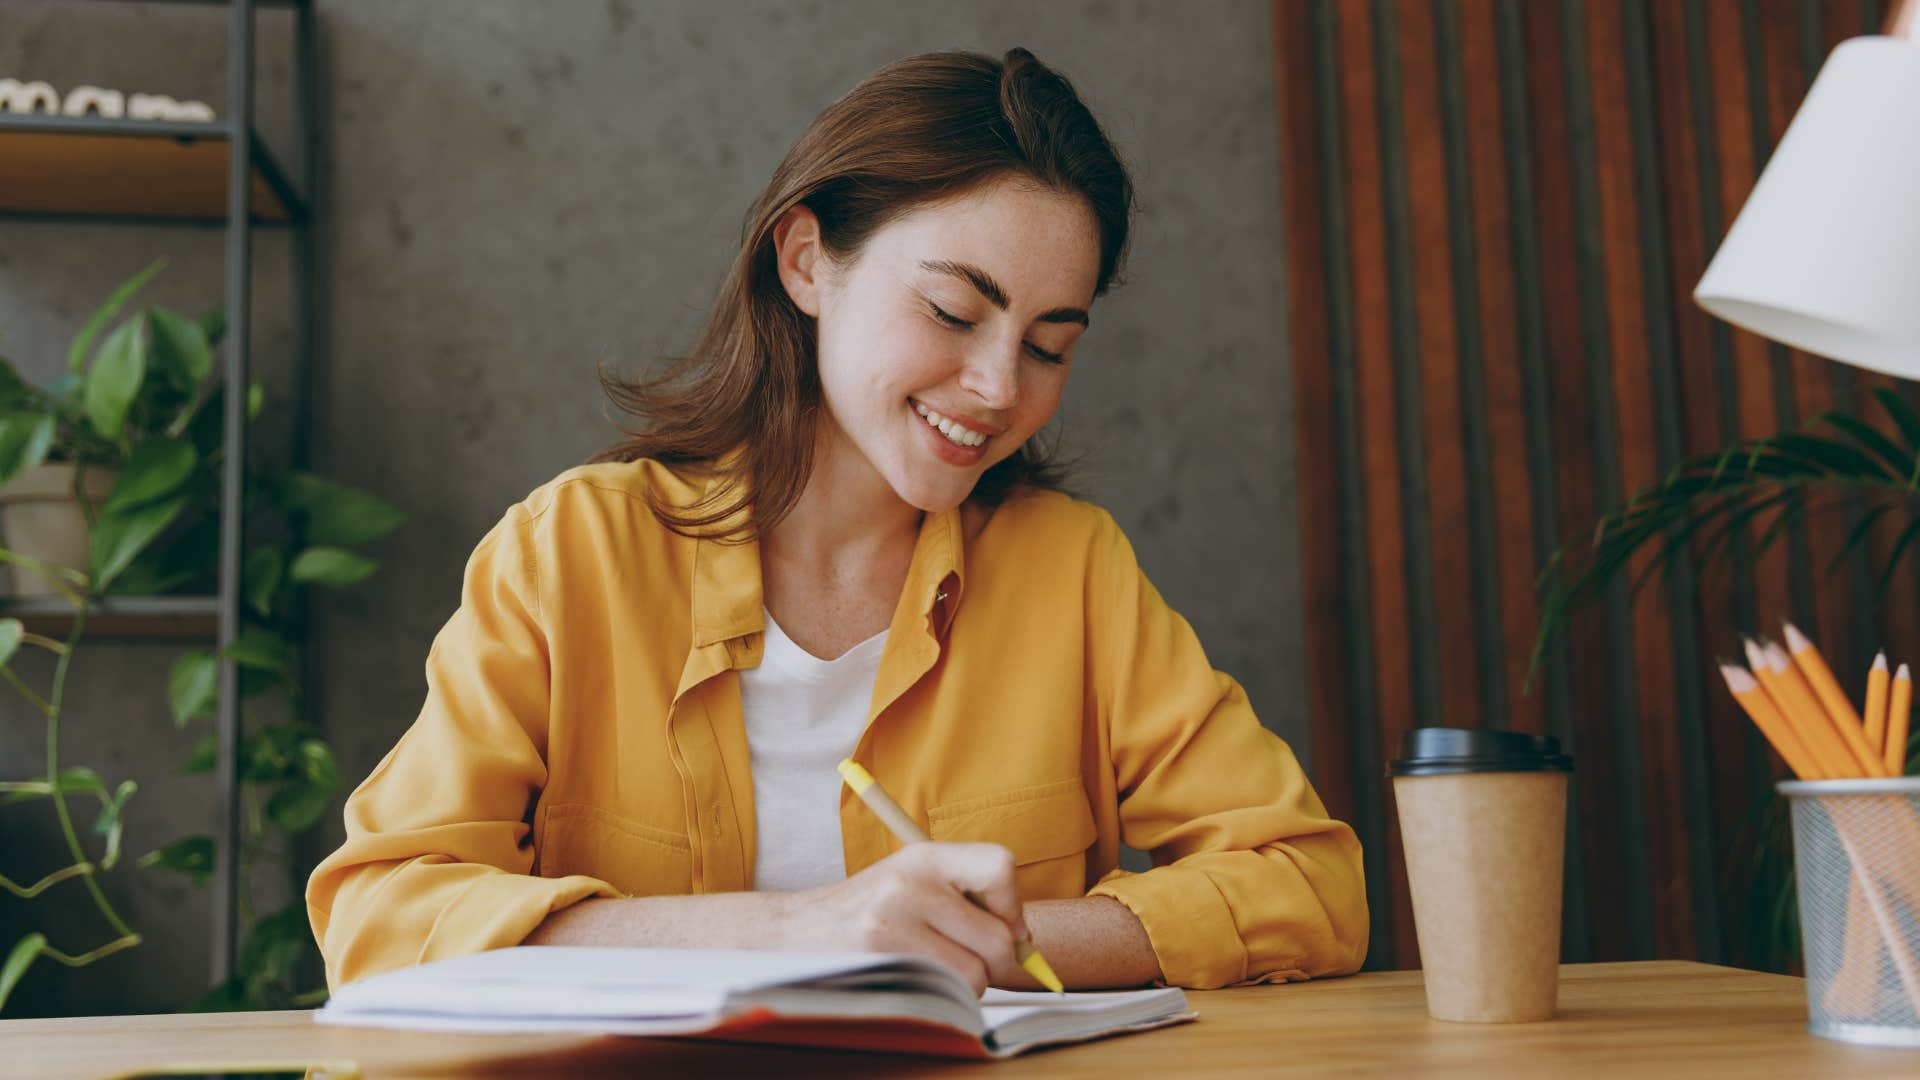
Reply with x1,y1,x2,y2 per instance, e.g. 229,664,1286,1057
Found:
1022,951,1065,995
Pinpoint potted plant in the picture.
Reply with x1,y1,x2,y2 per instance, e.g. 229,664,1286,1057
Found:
1532,389,1920,971
0,263,404,1013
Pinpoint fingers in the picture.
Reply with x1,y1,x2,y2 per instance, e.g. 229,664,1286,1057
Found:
915,842,1027,938
919,885,1019,980
911,929,992,998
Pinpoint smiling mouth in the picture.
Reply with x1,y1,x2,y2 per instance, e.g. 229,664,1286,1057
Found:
913,401,991,448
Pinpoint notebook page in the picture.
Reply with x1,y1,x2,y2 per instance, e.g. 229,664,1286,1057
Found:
323,946,950,1020
978,986,1193,1051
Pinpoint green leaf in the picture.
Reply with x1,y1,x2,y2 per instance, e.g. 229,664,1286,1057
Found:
1827,503,1893,576
0,618,20,666
54,767,106,796
145,307,213,387
199,307,227,348
88,493,188,592
67,259,164,376
243,726,303,783
168,650,218,727
1876,517,1920,595
0,359,36,410
1816,411,1912,479
240,904,311,988
1874,388,1920,453
266,780,332,832
283,473,406,547
83,317,146,440
100,438,197,516
295,739,340,790
0,933,48,1014
288,547,378,587
139,834,214,885
93,779,136,870
243,547,285,618
1766,432,1891,481
182,733,217,774
187,976,250,1014
0,414,55,485
222,628,291,674
247,378,264,421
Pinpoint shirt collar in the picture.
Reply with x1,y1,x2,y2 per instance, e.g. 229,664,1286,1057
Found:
686,461,967,649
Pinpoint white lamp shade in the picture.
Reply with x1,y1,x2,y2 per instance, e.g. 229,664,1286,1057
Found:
1694,36,1920,380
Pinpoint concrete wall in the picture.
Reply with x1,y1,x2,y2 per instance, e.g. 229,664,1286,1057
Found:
0,0,1302,1015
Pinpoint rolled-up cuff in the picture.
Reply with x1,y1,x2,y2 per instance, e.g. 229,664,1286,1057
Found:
418,872,621,965
1088,865,1247,989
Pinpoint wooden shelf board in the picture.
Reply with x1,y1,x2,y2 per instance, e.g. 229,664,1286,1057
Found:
0,595,220,641
0,119,300,223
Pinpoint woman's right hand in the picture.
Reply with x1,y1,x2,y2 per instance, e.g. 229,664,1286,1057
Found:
769,842,1028,997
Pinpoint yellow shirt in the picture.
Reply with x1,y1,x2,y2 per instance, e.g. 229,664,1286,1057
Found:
305,460,1368,990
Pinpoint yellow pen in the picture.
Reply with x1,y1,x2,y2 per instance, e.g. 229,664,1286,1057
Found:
837,758,1066,995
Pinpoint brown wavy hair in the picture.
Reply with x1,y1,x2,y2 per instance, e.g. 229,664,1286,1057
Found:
587,47,1135,538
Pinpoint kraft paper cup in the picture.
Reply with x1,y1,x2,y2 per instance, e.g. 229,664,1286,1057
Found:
1389,727,1573,1023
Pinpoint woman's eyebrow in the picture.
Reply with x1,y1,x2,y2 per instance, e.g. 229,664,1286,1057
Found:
918,259,1091,327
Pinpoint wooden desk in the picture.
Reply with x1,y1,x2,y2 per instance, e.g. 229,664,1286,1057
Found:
6,961,1918,1078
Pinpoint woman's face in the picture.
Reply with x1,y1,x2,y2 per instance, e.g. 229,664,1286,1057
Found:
781,178,1102,513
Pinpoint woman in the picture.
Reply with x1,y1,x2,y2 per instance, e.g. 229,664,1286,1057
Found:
307,47,1367,996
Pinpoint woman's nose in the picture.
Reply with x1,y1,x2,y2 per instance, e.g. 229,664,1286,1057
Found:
960,343,1020,410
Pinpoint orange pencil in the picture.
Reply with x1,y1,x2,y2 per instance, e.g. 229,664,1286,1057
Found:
1746,638,1857,779
1886,663,1913,777
1783,623,1887,778
1718,664,1824,779
1864,651,1891,761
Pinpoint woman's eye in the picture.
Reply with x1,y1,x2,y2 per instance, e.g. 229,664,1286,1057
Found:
928,303,974,329
1026,343,1065,364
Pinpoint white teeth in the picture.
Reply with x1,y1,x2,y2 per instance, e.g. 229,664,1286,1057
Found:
913,402,988,449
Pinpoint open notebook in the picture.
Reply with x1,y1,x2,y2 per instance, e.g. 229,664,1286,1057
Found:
316,946,1195,1059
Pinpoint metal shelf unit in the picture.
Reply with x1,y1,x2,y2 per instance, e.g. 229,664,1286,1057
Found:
0,0,318,985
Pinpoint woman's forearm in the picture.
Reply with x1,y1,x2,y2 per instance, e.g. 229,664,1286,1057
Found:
1002,895,1161,989
524,892,792,948
523,891,1161,990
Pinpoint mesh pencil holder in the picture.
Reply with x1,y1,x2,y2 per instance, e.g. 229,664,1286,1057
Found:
1779,777,1920,1047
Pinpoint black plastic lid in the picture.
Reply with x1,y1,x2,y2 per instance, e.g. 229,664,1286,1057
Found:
1386,727,1573,777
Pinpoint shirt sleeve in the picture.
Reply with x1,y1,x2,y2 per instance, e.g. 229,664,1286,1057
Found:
305,504,620,989
1081,510,1369,989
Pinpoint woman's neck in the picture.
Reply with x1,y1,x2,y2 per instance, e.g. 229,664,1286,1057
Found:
761,433,922,579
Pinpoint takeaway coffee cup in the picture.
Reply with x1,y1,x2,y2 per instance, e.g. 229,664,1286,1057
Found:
1388,727,1573,1023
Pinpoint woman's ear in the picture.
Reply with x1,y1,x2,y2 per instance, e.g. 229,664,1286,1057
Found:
772,205,829,317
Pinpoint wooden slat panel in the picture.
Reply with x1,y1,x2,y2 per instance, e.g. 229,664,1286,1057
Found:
1647,0,1765,967
1276,0,1399,971
1274,0,1354,837
1270,0,1914,969
1333,0,1423,971
1583,0,1694,959
1705,0,1798,647
1395,0,1483,741
1457,0,1545,740
1520,0,1633,963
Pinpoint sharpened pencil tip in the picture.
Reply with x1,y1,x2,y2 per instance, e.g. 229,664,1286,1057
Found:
1874,651,1889,671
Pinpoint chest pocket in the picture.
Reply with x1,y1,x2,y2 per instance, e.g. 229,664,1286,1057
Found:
537,803,692,898
925,777,1098,900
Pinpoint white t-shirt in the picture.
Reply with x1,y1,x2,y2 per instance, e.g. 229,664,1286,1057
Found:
737,608,887,892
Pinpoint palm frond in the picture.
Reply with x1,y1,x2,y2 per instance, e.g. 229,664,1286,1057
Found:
1528,410,1920,691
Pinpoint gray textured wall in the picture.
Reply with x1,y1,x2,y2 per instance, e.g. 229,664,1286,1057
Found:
0,0,1301,1016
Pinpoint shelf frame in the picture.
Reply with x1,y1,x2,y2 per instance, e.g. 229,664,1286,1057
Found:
0,113,309,225
0,596,220,641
